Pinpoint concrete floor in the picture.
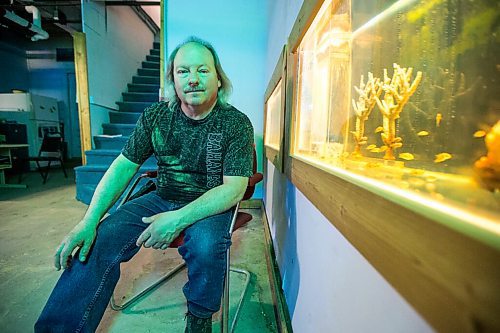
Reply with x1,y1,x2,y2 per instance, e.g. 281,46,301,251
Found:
0,166,277,332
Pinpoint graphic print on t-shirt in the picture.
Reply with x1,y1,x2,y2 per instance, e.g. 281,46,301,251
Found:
121,102,253,202
206,132,223,188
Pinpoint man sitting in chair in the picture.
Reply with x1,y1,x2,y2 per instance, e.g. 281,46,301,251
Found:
35,36,254,333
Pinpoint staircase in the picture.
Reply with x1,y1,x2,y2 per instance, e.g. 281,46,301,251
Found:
75,41,161,209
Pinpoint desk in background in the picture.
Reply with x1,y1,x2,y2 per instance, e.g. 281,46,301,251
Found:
0,144,29,188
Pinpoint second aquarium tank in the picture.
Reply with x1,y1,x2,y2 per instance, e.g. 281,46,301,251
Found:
265,79,283,151
292,0,499,225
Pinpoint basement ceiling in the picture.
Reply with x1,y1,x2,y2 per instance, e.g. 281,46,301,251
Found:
0,0,82,40
0,1,158,42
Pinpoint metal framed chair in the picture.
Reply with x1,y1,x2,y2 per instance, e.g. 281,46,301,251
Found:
25,132,67,184
109,148,263,333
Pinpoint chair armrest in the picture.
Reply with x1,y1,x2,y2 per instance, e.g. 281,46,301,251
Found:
248,173,263,187
145,170,158,178
242,172,263,200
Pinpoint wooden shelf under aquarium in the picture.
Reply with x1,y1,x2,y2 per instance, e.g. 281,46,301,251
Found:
289,155,500,332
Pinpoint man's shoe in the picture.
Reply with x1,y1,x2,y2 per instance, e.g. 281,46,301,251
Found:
184,312,212,333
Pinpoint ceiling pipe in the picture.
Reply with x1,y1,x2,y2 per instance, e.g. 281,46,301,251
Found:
25,5,40,26
4,1,81,6
25,5,48,41
0,7,49,41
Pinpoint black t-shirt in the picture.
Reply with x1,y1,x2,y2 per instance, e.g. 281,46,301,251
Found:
121,101,254,203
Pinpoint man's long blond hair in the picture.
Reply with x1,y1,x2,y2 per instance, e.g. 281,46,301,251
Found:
165,36,232,108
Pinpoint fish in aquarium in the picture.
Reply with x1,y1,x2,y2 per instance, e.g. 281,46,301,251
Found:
434,153,452,163
399,153,415,161
473,130,486,138
435,113,442,127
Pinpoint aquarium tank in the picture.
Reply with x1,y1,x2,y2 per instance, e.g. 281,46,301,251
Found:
293,0,499,228
265,79,283,150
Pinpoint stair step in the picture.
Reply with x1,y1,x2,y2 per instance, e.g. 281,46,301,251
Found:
76,183,97,205
132,75,159,85
138,68,160,77
94,135,129,150
150,49,160,56
116,101,151,113
75,164,110,187
75,163,158,184
153,41,160,50
75,164,158,210
85,149,157,167
102,123,136,136
109,111,141,124
128,83,160,93
142,61,160,69
85,149,121,165
122,92,158,103
146,55,160,63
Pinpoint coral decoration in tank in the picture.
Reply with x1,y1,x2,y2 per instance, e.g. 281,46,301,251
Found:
474,121,500,192
351,72,383,156
374,63,422,160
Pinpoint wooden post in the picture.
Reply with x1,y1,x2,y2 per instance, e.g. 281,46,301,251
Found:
72,32,92,165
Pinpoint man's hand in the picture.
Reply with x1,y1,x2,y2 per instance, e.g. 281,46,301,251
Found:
54,221,97,270
136,211,186,250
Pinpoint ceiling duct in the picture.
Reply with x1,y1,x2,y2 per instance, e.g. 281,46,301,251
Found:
0,6,49,41
24,5,48,41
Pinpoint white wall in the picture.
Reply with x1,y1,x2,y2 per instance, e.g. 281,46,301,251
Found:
166,0,268,198
264,1,435,332
141,0,160,27
83,2,155,136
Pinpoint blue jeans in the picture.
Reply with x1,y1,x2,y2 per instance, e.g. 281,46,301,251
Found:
35,192,233,333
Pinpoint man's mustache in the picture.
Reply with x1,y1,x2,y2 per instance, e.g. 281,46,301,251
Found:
185,87,205,93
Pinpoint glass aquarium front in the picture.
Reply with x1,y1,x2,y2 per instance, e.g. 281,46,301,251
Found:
293,0,499,225
265,79,283,150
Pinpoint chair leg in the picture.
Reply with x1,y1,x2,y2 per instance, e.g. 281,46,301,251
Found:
220,249,251,333
221,248,231,333
227,267,251,333
109,262,186,311
35,160,50,184
35,160,44,180
59,158,68,178
42,161,51,184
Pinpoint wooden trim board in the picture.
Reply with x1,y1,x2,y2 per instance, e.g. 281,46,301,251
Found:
290,156,500,333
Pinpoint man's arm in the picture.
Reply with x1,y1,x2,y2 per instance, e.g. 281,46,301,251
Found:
54,154,140,270
180,175,247,223
136,175,248,249
82,154,141,227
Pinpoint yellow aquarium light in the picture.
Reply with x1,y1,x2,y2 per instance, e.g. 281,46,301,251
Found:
352,0,421,39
